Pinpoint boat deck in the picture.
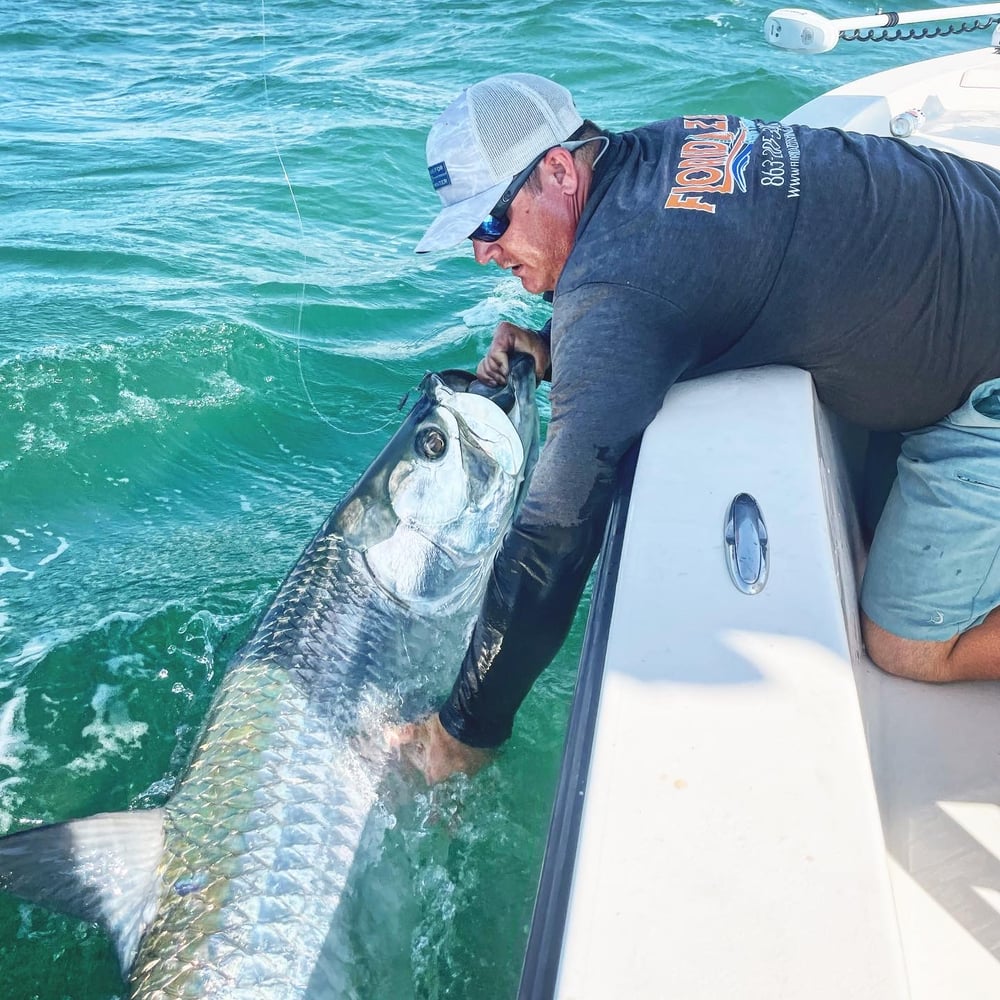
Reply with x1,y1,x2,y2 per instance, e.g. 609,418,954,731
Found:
789,45,1000,168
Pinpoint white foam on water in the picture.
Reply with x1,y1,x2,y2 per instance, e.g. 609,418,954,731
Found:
0,688,29,771
37,536,69,566
5,609,149,677
106,653,145,676
0,776,27,836
130,774,178,811
65,684,149,775
120,389,163,421
15,421,69,455
460,281,542,332
3,635,57,670
0,559,33,580
0,687,46,834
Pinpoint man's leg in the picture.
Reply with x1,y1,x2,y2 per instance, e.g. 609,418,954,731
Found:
862,607,1000,682
860,379,1000,684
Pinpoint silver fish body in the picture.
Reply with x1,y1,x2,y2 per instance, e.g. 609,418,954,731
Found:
0,355,539,998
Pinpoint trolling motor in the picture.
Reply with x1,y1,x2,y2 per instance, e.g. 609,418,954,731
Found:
764,2,1000,53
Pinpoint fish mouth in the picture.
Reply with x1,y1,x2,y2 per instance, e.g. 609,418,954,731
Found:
466,351,535,415
432,352,536,433
433,351,534,411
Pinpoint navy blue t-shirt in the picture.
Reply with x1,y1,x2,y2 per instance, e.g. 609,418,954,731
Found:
440,117,1000,747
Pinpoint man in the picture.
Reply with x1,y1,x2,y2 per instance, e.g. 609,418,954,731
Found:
395,72,1000,783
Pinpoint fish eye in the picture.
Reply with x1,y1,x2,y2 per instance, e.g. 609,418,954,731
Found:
415,426,447,460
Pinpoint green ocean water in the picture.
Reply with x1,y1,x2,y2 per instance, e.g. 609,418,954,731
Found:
0,1,984,997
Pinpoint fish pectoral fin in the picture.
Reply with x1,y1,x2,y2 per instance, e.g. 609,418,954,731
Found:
0,808,166,975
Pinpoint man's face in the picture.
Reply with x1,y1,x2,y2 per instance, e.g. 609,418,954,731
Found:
470,152,581,295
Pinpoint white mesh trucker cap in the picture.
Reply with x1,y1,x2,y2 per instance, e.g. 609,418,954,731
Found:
415,74,584,254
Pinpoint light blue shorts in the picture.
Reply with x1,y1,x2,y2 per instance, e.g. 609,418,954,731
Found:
861,377,1000,642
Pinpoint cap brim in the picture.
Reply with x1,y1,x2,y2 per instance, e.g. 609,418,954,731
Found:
414,178,510,254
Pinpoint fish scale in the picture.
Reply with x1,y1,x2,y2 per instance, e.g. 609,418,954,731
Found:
133,557,397,996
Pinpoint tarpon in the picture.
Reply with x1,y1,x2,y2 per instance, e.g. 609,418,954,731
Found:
0,353,539,997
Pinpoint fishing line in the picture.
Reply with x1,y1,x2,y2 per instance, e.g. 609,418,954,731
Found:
259,0,404,436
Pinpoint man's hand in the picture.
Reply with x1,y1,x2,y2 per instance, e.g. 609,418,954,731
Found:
477,321,550,387
388,713,494,785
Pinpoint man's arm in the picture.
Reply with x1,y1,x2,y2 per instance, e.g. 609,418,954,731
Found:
390,482,613,784
397,282,700,783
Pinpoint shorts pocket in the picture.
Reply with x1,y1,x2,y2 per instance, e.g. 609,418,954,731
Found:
956,471,1000,491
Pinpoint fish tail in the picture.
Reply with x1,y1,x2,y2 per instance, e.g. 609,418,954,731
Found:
0,809,165,975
